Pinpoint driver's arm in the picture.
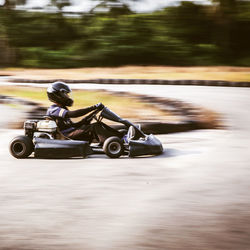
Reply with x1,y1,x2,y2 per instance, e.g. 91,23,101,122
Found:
66,103,104,118
66,106,95,118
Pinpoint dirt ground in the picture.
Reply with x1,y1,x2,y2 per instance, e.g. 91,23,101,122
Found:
1,66,250,81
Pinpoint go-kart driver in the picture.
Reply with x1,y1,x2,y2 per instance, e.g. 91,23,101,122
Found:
46,81,113,143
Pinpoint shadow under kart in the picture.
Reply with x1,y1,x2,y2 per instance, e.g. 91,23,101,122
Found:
9,107,163,159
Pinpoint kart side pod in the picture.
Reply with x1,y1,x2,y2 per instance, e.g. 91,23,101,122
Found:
34,138,93,159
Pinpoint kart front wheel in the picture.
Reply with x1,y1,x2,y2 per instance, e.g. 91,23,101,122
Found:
103,136,124,158
9,136,34,159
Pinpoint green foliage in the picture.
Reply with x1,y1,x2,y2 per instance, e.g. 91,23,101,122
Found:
0,0,250,68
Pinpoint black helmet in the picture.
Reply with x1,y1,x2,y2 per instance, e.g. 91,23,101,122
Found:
47,81,73,107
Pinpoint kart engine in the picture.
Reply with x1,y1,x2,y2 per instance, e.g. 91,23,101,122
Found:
24,120,57,139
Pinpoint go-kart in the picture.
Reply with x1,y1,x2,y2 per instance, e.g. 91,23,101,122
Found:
9,106,163,159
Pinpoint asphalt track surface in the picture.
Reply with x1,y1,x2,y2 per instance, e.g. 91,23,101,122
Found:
0,83,250,250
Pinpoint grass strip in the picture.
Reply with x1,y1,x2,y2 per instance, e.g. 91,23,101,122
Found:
0,86,168,121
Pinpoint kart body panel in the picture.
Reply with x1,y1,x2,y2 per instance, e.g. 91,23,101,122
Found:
129,134,163,157
34,138,93,159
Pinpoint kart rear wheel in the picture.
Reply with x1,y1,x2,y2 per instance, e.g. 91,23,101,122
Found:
103,136,124,158
9,136,34,159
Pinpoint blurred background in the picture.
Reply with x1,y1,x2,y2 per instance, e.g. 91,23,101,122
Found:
0,0,250,69
1,2,250,250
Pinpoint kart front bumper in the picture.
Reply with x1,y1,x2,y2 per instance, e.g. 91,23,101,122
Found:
128,134,163,157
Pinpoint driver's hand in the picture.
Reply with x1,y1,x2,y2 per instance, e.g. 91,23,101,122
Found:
94,102,104,110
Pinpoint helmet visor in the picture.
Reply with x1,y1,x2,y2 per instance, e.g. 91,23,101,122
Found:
61,90,74,106
63,91,73,99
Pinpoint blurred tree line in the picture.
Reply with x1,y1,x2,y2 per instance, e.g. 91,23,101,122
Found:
0,0,250,68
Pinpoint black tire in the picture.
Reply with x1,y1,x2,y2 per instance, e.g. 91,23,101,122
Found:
9,136,34,159
103,136,124,158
